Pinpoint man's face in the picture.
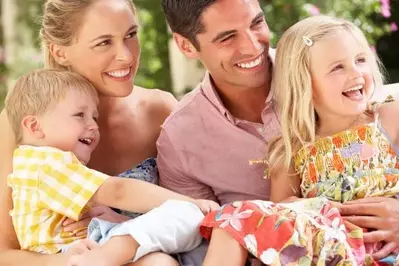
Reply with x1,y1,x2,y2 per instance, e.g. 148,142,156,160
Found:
195,0,271,91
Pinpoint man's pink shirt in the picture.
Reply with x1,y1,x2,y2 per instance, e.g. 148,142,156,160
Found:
157,65,280,205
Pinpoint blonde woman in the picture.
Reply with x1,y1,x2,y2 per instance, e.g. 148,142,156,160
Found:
0,0,180,265
200,16,399,265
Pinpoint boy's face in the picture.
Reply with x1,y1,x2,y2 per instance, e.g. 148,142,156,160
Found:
39,90,100,164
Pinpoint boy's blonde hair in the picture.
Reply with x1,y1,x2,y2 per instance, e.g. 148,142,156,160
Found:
268,15,385,173
5,69,98,143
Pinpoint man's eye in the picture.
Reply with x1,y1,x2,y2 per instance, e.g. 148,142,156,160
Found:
221,35,233,43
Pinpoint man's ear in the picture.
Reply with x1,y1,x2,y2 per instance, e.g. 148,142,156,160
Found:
173,33,199,59
21,116,45,139
49,43,70,67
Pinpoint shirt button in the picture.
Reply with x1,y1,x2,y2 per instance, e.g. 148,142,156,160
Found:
258,126,265,133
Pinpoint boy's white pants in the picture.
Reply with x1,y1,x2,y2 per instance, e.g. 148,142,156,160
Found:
87,200,205,262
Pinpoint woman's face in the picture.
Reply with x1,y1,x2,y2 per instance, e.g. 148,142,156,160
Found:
64,0,140,97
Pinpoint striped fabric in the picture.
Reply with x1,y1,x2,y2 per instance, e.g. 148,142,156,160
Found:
8,145,109,254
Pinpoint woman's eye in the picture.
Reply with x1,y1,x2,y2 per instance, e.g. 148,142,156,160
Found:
97,40,111,47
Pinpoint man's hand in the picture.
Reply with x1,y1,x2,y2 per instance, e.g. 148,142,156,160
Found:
63,205,129,237
194,199,220,214
338,197,399,260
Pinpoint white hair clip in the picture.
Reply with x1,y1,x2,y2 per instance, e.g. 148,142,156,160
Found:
302,36,313,46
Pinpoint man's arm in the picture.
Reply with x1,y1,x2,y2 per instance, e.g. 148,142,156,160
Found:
157,128,218,202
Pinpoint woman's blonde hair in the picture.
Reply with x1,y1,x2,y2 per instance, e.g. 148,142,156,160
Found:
40,0,137,70
268,15,385,173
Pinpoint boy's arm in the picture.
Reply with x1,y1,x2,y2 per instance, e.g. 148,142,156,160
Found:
90,177,196,214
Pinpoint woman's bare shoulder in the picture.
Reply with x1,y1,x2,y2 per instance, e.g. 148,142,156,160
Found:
128,86,178,122
0,109,16,163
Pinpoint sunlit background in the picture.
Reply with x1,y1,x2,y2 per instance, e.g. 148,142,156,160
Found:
0,0,398,109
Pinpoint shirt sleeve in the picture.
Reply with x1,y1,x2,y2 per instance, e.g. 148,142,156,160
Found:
157,128,218,202
37,151,109,221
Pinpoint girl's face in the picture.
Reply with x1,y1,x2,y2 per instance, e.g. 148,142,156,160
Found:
63,0,140,97
310,31,374,123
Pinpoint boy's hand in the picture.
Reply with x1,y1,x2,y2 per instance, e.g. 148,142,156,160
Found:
194,199,220,214
66,239,100,256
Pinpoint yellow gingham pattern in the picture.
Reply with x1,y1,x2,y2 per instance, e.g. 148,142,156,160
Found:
8,145,109,254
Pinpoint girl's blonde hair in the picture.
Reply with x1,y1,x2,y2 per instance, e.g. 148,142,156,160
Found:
40,0,137,70
268,15,385,173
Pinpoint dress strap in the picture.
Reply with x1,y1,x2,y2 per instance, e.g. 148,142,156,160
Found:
369,95,395,148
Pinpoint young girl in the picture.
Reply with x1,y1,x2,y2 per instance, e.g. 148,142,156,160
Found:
199,15,399,265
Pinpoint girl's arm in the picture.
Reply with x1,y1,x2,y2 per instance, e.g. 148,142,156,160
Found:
270,166,301,203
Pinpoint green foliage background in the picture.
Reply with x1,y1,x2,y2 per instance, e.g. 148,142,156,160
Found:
0,0,398,109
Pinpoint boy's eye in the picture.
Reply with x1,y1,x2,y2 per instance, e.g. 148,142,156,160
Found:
331,64,343,72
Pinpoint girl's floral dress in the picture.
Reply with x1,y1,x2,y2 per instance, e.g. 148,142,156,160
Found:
200,111,399,265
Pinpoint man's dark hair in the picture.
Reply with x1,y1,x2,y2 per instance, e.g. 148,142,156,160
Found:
161,0,216,50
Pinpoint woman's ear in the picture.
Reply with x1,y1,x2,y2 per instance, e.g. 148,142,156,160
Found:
49,43,70,67
21,116,45,139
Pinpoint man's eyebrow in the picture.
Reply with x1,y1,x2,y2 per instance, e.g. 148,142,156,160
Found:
211,11,265,43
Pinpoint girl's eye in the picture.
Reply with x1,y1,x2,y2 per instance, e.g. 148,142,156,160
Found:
93,116,98,122
126,31,137,39
74,112,84,118
356,57,366,63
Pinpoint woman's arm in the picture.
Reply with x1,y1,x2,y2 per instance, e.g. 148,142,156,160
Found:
0,110,69,266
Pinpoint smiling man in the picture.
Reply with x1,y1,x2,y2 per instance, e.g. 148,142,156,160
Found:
157,2,277,262
158,0,277,208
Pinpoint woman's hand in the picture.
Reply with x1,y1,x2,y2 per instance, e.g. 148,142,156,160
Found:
63,205,129,236
338,197,399,260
